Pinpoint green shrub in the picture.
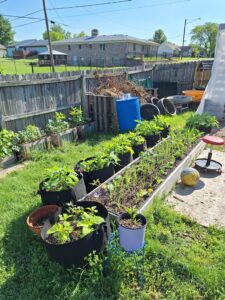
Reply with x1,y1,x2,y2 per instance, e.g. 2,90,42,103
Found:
45,112,69,134
135,120,162,136
0,129,18,160
16,124,44,144
126,132,145,146
69,106,90,126
186,113,219,130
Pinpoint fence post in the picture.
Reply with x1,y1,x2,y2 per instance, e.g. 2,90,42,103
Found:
81,71,89,118
0,114,6,130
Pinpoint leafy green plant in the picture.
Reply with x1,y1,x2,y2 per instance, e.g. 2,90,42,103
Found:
47,205,104,244
45,112,69,134
135,120,162,137
126,206,137,220
186,113,219,130
15,124,44,144
69,106,90,125
104,136,134,155
42,166,79,191
78,152,119,172
126,132,145,146
0,129,19,160
153,115,170,129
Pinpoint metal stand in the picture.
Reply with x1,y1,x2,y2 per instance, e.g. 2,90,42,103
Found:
103,231,145,289
195,145,222,173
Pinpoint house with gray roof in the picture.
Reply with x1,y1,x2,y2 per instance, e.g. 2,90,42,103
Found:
158,41,181,58
7,40,48,58
52,29,159,67
0,44,6,57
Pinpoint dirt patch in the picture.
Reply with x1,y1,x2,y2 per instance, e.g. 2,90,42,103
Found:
167,149,225,228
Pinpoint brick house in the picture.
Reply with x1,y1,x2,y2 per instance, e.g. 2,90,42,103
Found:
52,29,159,67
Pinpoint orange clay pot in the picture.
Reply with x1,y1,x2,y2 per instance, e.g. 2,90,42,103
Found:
27,205,59,236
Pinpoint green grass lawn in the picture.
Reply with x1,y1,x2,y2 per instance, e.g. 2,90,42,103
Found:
0,113,224,299
0,58,123,75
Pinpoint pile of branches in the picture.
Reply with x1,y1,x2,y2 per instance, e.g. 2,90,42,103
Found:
92,74,151,104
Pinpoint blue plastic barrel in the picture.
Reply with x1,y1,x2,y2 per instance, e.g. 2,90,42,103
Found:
116,97,141,133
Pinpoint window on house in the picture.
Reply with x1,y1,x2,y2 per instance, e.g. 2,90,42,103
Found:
79,44,82,49
68,45,71,51
133,44,136,51
89,44,92,49
100,43,105,51
142,45,145,52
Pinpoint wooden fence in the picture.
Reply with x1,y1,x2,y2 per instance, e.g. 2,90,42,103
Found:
0,60,212,132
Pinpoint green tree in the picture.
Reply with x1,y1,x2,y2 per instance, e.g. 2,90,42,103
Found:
189,44,199,58
0,15,15,45
191,22,218,57
152,29,167,44
73,31,87,38
43,24,71,41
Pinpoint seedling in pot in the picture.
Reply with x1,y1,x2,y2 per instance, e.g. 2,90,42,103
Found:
45,112,69,134
78,152,119,172
119,207,143,229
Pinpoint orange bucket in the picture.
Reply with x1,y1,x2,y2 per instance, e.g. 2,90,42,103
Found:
182,90,204,102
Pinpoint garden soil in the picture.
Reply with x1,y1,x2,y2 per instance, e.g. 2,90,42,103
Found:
167,149,225,228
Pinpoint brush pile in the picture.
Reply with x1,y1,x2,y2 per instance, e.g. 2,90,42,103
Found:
92,74,151,103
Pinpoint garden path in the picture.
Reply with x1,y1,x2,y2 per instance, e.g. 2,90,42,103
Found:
167,149,225,228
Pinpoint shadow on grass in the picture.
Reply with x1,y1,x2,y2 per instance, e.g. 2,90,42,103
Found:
0,207,123,300
84,132,116,147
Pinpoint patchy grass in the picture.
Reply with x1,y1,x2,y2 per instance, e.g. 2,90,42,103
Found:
0,58,123,75
1,112,223,299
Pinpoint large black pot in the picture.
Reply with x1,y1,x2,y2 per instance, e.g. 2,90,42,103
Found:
39,172,87,206
157,98,176,116
115,152,133,172
132,141,147,159
75,157,115,193
140,103,160,121
145,134,160,148
41,201,109,268
161,126,170,138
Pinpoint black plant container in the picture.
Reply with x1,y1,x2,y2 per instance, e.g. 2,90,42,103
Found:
198,125,212,134
41,201,109,268
145,134,160,148
115,152,133,172
75,157,115,193
161,126,170,138
38,172,87,206
132,141,147,159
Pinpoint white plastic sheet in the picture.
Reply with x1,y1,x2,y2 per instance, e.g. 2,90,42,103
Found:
197,24,225,120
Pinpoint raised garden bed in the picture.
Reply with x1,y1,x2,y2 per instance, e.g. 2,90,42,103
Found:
18,137,50,160
77,122,95,139
50,128,77,147
0,154,17,168
80,129,203,217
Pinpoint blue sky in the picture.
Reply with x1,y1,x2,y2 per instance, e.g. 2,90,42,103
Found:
0,0,224,45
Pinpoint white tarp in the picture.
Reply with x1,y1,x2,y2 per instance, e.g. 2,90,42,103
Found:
197,24,225,120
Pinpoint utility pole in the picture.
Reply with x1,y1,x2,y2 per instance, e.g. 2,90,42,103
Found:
181,18,187,60
42,0,55,72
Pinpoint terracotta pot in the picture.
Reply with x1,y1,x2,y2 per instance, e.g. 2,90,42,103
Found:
27,205,60,236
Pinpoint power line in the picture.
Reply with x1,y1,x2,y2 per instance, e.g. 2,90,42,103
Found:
13,20,43,28
47,0,132,11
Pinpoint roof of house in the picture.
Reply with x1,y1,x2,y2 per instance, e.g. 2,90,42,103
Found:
180,46,193,51
53,34,159,46
159,41,181,51
38,50,67,56
7,39,48,48
0,44,6,50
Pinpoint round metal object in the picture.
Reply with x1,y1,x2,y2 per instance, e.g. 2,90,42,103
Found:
195,158,222,171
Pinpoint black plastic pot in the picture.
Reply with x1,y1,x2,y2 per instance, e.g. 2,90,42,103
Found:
145,134,160,148
75,157,115,193
41,201,109,268
150,97,159,106
115,152,133,172
132,141,147,159
140,103,160,121
161,126,170,138
157,98,176,116
38,172,87,206
198,125,212,134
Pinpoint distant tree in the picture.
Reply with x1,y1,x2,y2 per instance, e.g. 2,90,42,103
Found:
0,15,15,45
189,44,199,58
43,24,71,41
73,31,87,38
191,22,218,57
152,29,167,44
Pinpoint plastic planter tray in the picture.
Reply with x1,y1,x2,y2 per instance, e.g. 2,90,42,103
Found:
79,138,205,219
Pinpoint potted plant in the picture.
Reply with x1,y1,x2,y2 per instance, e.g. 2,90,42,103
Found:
69,106,95,139
118,207,147,252
38,166,87,206
75,152,118,192
0,129,19,168
46,112,76,147
135,120,162,147
105,135,134,171
15,124,47,160
26,205,60,236
153,115,171,138
41,201,109,267
186,113,219,134
126,132,147,159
